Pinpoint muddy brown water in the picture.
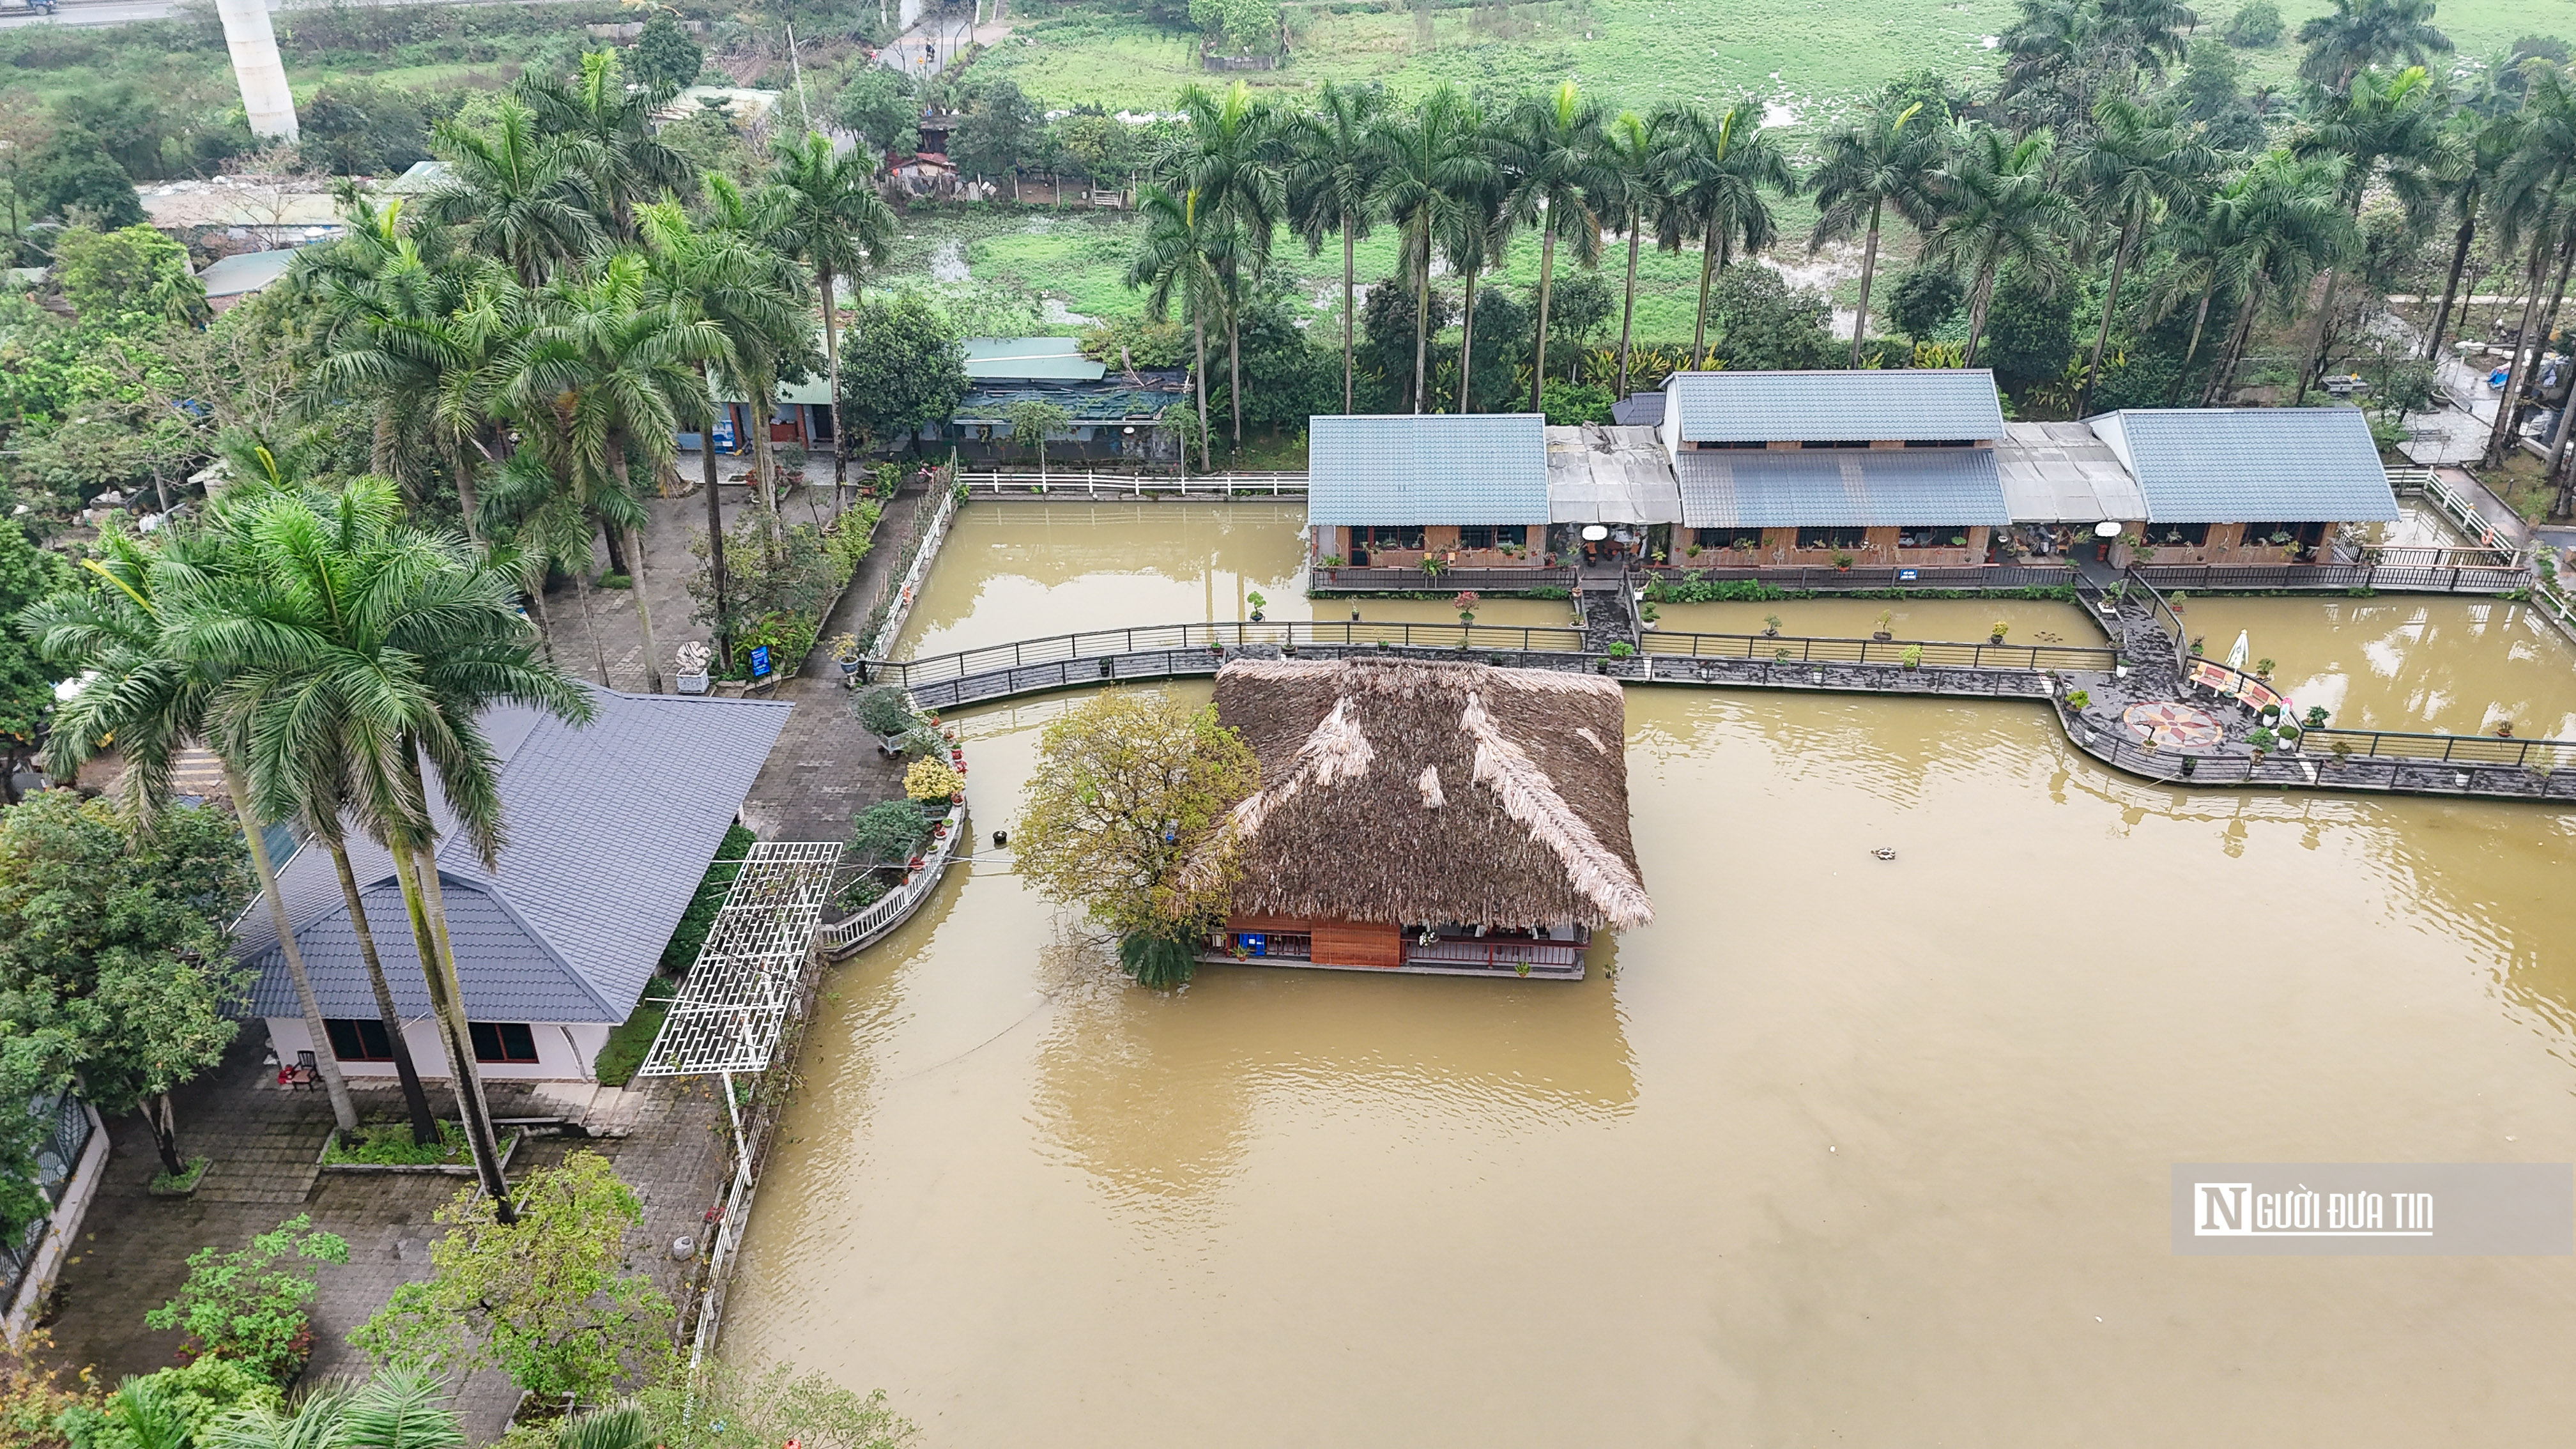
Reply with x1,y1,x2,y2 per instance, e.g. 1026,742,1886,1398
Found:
732,504,2576,1445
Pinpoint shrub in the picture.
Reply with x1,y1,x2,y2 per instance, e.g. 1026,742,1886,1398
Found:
904,756,963,802
144,1216,349,1385
849,801,931,867
321,1121,512,1167
1606,641,1636,658
1899,644,1924,669
2065,689,2092,710
2223,0,2281,46
2247,726,2278,752
57,1357,278,1449
852,686,917,738
658,825,756,976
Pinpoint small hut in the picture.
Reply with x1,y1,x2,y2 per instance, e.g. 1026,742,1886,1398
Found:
1202,657,1652,979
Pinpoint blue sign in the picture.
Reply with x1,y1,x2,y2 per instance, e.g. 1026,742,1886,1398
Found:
1897,568,1919,582
710,414,737,454
750,644,772,678
1239,932,1268,957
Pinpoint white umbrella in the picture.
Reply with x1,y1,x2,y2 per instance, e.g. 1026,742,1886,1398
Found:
2226,630,2250,671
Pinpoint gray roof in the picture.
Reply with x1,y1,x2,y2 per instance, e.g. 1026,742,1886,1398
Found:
1609,391,1666,427
1663,369,2007,443
1307,413,1551,526
1997,422,2147,523
196,249,296,298
238,687,792,1026
1675,448,2011,529
1544,425,1682,524
2087,408,2398,523
963,337,1108,381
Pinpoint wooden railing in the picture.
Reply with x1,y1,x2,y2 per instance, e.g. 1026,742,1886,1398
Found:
1639,629,2117,672
954,470,1307,497
1405,937,1588,973
2301,726,2576,772
2131,561,2527,593
1311,565,1577,593
1632,563,2077,592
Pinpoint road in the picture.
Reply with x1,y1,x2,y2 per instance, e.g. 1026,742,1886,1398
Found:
1,0,595,29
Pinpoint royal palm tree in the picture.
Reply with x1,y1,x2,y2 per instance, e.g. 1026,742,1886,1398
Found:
1127,185,1236,468
2192,151,2357,403
1158,82,1284,450
1374,85,1491,413
487,251,726,693
1922,123,2086,366
696,174,818,548
419,98,604,287
2288,65,2450,400
1495,82,1609,411
2483,66,2576,468
22,521,362,1138
2067,95,2212,397
1596,109,1671,399
514,49,696,240
764,132,897,496
2297,0,2453,89
1285,81,1388,412
1809,99,1944,367
2422,100,2520,360
1438,160,1510,412
1660,98,1798,370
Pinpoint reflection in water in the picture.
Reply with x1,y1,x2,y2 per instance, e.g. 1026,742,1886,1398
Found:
726,504,2576,1446
2169,596,2576,737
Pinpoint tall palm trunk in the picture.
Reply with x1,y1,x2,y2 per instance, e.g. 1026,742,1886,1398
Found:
1961,256,2000,369
575,549,611,686
818,259,845,502
748,378,785,551
1229,311,1243,450
1527,226,1558,413
1847,200,1884,369
1456,265,1478,413
2427,198,2477,360
1192,309,1212,469
323,835,440,1146
2485,236,2555,465
2084,217,2136,399
2171,281,2217,405
700,379,730,669
224,760,358,1134
386,832,514,1221
450,445,483,547
1340,220,1356,413
624,524,663,693
1615,211,1641,397
1690,217,1724,367
2202,280,2265,406
1411,219,1433,413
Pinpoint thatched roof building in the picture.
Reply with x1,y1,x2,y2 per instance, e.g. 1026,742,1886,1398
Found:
1208,657,1652,931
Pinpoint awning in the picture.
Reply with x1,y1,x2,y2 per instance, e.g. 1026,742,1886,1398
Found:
1544,424,1682,524
1675,447,2011,529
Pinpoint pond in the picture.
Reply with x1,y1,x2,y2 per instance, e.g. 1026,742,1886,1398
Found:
726,501,2576,1445
2170,596,2576,739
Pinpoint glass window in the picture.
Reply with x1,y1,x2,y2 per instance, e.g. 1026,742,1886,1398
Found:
1798,440,1869,450
1894,526,1970,548
2241,522,2327,547
1458,526,1528,549
469,1022,540,1064
1695,440,1767,450
1901,439,1974,448
325,1019,395,1062
2149,523,2211,546
1692,528,1764,549
1354,525,1426,551
1797,526,1870,550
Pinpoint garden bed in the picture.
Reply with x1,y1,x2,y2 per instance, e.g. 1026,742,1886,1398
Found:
147,1156,210,1197
318,1121,522,1176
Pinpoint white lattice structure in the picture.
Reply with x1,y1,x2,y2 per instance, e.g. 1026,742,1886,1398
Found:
638,841,844,1078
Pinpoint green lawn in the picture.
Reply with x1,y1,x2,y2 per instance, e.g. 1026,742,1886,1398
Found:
593,976,677,1088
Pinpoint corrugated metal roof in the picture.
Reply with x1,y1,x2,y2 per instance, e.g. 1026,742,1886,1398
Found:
238,687,793,1027
1544,424,1683,523
963,336,1108,381
1996,422,2147,522
1675,448,2011,528
196,249,296,298
1307,413,1551,526
2087,408,2398,523
951,374,1188,424
1664,369,2008,443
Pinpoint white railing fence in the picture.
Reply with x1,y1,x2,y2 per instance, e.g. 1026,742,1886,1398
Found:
815,799,968,957
954,470,1308,498
865,483,962,657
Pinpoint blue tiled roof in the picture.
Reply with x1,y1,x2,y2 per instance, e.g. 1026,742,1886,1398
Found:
238,687,792,1026
1664,369,2007,443
1307,413,1551,526
1674,448,2011,528
2086,408,2398,523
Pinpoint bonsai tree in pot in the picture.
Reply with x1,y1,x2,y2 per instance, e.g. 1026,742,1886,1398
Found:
1872,610,1894,641
1989,620,2009,645
854,686,921,753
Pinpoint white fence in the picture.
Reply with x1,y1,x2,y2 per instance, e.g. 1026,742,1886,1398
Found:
864,483,962,657
815,799,968,958
956,470,1308,498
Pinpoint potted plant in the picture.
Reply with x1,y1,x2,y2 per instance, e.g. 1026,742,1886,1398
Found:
2255,657,2276,680
827,632,862,681
2064,689,2092,711
1761,614,1781,638
1872,609,1894,641
1247,589,1268,622
1318,553,1344,569
1638,602,1660,628
1831,551,1855,572
906,756,965,813
2276,723,2302,752
2246,725,2277,761
2304,706,2331,730
855,686,921,756
1453,590,1480,626
1899,644,1923,670
1989,620,2009,645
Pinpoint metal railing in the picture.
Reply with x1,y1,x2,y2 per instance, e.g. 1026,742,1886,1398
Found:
954,470,1307,497
2130,561,2528,593
816,800,967,958
2122,569,2191,675
1311,565,1577,594
1639,629,2116,672
1405,937,1588,973
1634,562,2078,592
862,481,961,656
2389,466,2515,553
2065,717,2576,800
2301,726,2576,772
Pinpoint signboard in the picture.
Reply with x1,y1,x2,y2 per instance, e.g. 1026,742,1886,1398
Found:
1238,933,1268,957
710,413,737,454
1897,568,1919,582
749,644,772,678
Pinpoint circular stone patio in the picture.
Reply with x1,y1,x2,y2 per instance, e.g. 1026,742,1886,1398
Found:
2122,700,2224,749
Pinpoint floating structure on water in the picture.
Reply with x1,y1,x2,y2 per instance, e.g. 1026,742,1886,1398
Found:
1201,657,1652,980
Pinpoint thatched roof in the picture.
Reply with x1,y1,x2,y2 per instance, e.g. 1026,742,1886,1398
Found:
1206,658,1652,931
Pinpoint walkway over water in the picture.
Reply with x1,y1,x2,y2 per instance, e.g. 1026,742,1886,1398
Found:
865,615,2576,806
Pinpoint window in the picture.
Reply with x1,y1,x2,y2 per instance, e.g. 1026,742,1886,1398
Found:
1694,439,1767,450
2147,523,2211,547
325,1019,396,1062
1895,526,1970,548
1692,529,1763,550
1458,525,1528,549
1798,440,1869,450
469,1022,540,1064
1797,526,1870,550
1353,525,1426,551
2241,521,2327,547
1902,439,1974,448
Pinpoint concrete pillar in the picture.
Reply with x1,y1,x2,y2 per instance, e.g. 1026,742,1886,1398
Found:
216,0,298,142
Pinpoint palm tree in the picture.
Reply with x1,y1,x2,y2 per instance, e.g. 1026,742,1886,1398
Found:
1998,0,2196,135
696,175,818,548
1373,85,1491,413
419,97,604,287
1437,159,1509,412
2422,100,2520,361
2288,65,2450,401
1660,99,1798,370
186,488,594,1222
764,132,897,496
1595,109,1670,399
487,251,726,693
514,49,696,240
2066,95,2212,398
2485,65,2576,468
2196,151,2357,403
1158,82,1284,450
1126,185,1236,468
1809,98,1944,367
209,1367,462,1449
1921,123,2086,366
2297,0,2453,89
1495,82,1608,412
23,522,363,1138
1285,81,1389,413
